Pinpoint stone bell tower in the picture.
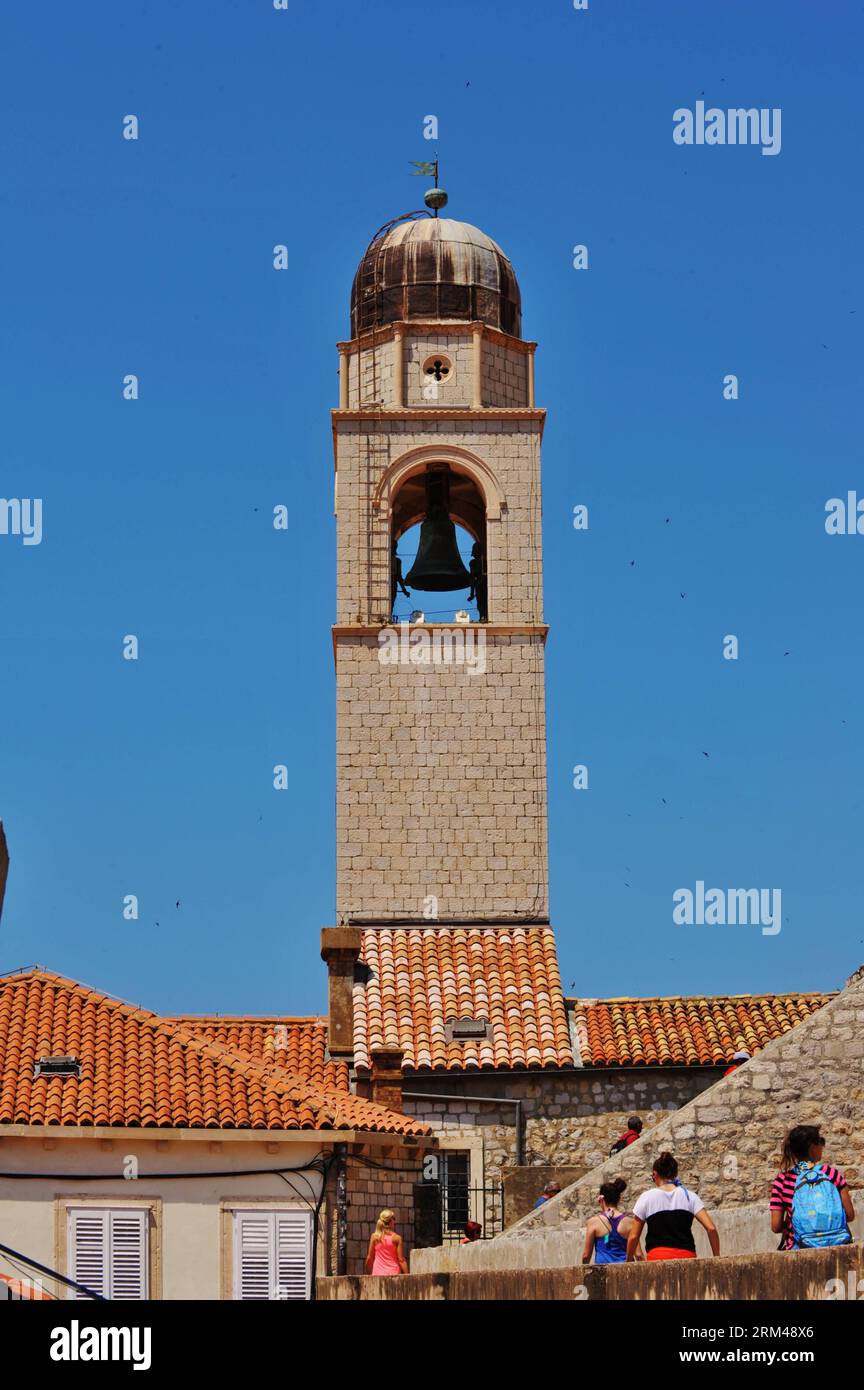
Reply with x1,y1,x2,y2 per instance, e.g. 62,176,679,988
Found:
332,209,549,925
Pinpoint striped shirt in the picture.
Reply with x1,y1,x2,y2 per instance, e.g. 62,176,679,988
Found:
770,1164,847,1250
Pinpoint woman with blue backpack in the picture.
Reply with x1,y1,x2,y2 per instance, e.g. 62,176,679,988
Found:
770,1125,855,1251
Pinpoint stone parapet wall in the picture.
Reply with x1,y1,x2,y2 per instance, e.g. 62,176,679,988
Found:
318,1243,864,1301
411,1202,863,1273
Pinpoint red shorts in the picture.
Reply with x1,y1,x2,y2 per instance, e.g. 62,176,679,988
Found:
647,1247,697,1261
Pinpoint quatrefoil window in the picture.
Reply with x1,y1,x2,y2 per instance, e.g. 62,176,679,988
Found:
421,353,453,385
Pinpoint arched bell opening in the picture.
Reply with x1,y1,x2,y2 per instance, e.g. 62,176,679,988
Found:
390,464,488,623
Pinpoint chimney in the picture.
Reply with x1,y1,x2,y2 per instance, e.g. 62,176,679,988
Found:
0,822,8,923
370,1047,404,1113
320,927,362,1057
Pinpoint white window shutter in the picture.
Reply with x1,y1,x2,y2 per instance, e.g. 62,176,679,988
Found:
236,1213,273,1300
68,1208,148,1300
110,1211,148,1299
275,1212,312,1300
69,1210,108,1300
234,1211,312,1300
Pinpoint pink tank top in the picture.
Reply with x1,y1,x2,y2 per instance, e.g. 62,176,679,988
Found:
371,1233,402,1275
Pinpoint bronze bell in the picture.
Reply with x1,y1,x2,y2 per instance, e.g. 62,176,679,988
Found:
404,469,471,592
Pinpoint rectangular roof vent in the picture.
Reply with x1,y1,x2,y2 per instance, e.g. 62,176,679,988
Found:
446,1017,489,1041
34,1055,81,1079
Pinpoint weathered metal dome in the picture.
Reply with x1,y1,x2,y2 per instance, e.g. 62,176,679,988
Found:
350,217,522,339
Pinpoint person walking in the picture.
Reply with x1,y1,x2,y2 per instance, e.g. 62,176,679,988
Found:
581,1177,639,1264
610,1116,644,1155
770,1125,854,1251
533,1180,562,1209
365,1209,409,1276
626,1152,720,1262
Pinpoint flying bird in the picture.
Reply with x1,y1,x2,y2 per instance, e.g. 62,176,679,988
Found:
702,751,710,758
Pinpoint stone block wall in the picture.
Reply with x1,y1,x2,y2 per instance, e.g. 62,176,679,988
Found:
481,340,529,407
335,631,549,921
404,334,474,407
341,327,531,411
402,1067,723,1187
346,336,394,408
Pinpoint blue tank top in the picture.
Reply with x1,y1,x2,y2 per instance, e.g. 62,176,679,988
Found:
594,1212,628,1264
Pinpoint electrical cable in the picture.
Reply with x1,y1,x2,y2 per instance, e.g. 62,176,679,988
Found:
0,1156,330,1182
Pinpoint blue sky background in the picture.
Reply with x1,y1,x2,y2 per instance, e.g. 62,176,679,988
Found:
1,1,861,1015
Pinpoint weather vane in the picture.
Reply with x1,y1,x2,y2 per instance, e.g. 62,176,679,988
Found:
409,157,448,216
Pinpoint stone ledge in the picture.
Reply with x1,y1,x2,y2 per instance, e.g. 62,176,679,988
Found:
319,1243,864,1301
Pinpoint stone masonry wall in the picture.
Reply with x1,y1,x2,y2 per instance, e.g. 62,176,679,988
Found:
403,1067,722,1186
502,969,864,1241
335,631,549,921
481,340,530,407
343,330,530,410
347,337,394,408
404,334,474,408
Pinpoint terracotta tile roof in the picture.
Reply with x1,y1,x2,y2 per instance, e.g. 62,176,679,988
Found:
167,1015,350,1092
569,993,833,1068
0,970,428,1135
355,926,574,1073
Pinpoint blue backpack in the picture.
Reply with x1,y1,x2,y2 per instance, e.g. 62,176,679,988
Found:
791,1162,850,1248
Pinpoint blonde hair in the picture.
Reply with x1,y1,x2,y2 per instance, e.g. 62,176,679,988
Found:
373,1209,396,1240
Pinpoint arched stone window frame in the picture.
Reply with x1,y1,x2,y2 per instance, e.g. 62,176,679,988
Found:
372,444,505,521
374,444,505,623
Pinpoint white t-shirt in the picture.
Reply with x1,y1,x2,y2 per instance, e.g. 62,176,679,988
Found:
633,1183,704,1253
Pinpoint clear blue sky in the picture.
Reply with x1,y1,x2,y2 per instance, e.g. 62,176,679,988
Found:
1,1,861,1014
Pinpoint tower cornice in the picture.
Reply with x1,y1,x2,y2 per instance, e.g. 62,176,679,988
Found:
331,408,546,466
337,319,537,357
331,622,549,666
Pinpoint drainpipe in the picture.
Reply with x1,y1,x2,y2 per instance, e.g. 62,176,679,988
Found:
402,1091,524,1166
334,1142,348,1276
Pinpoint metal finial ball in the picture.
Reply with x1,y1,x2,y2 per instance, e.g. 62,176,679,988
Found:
425,187,448,211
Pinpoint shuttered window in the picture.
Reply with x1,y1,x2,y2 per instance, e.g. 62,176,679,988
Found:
67,1208,149,1300
233,1210,312,1300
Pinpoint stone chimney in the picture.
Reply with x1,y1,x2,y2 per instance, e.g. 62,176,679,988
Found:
320,927,362,1057
0,822,8,923
369,1047,404,1113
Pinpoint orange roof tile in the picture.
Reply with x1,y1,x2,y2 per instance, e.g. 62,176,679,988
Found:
569,993,832,1067
356,927,574,1073
167,1015,350,1092
0,970,427,1136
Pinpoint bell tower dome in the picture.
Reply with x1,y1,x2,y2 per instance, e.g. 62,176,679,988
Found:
332,207,549,926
